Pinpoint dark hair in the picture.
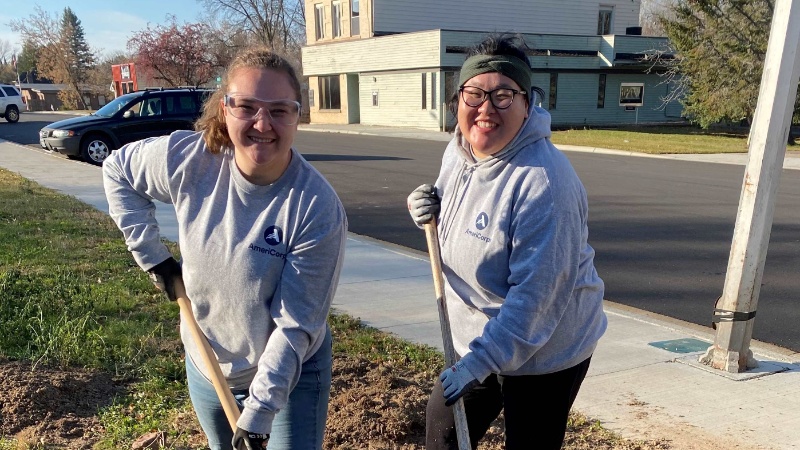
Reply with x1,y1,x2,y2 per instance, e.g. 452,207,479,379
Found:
195,47,302,153
448,33,532,116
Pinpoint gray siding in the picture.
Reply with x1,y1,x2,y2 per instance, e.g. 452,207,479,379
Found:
543,73,683,126
373,0,641,36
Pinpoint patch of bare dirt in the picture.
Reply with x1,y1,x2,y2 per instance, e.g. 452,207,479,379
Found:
0,355,671,449
0,358,123,449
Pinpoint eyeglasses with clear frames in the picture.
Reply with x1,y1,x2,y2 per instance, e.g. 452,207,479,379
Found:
224,94,301,126
459,86,526,110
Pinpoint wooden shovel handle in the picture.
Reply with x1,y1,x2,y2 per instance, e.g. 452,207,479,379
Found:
424,222,472,450
174,278,241,431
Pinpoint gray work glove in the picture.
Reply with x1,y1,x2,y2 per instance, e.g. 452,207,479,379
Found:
147,257,182,301
407,183,440,226
440,360,479,407
232,427,269,450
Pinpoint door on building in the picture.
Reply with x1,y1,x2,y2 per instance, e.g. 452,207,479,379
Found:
347,74,360,124
444,71,457,132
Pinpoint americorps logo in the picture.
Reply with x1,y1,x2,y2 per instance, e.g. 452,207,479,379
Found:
475,212,489,230
466,212,492,243
249,225,287,260
264,226,283,246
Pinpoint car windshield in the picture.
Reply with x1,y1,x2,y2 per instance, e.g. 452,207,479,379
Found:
94,93,141,118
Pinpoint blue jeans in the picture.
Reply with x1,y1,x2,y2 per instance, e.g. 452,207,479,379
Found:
186,327,332,450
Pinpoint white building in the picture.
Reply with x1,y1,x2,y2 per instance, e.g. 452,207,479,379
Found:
302,0,682,130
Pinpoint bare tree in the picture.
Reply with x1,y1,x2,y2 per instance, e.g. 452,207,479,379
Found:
10,6,97,109
0,39,13,66
641,0,675,36
200,0,306,60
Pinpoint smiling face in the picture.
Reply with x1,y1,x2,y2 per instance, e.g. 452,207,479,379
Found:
223,67,299,185
457,72,529,158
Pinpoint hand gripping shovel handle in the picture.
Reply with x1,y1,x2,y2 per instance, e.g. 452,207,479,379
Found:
174,278,241,432
424,222,472,450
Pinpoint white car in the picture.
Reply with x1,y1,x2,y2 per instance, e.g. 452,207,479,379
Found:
0,84,26,123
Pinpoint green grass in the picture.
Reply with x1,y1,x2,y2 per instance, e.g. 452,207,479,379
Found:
550,125,796,154
0,169,445,449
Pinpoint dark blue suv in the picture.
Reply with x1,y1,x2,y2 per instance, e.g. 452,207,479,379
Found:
40,87,213,165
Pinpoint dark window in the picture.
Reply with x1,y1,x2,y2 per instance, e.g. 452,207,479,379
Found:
319,76,341,109
372,90,379,106
549,73,558,110
431,73,437,110
164,93,197,114
2,86,19,97
598,8,613,34
597,74,606,108
421,73,427,109
351,0,360,35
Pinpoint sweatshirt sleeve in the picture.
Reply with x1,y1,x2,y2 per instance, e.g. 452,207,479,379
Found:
461,167,583,381
238,195,348,434
102,136,175,270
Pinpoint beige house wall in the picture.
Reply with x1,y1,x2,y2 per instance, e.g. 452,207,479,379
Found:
308,74,352,124
304,0,373,45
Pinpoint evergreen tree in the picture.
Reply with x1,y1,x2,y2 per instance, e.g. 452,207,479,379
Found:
58,7,95,108
17,40,42,83
657,0,798,128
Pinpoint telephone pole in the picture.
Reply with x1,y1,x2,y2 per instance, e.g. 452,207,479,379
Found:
701,0,800,373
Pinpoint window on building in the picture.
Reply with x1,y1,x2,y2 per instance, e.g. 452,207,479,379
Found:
549,73,558,110
319,76,341,109
315,4,325,40
598,7,613,35
597,74,606,108
309,89,315,107
351,0,360,35
372,90,379,106
431,73,437,110
333,2,342,38
421,73,427,109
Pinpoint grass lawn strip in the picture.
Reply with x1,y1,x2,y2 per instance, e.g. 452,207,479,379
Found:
0,170,670,449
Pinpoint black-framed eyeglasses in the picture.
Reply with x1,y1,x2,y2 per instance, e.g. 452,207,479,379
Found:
459,86,526,110
224,93,301,126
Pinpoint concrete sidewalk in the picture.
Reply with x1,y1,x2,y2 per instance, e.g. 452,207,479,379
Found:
2,135,800,449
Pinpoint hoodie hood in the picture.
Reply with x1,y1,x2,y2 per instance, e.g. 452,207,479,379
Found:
453,101,553,166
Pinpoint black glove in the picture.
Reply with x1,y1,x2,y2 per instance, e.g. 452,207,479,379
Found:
147,257,182,301
407,183,441,226
232,427,269,450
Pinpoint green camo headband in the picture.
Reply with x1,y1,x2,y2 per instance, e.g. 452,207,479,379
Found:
458,54,532,92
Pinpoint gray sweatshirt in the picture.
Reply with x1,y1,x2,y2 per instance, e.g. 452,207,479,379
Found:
103,130,347,434
435,104,606,382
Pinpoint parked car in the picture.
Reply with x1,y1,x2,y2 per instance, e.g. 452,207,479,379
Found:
0,84,26,123
39,87,213,165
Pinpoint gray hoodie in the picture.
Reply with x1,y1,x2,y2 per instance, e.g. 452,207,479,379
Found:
435,103,606,382
103,130,347,434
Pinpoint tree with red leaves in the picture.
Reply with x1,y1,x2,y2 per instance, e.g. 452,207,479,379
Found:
128,16,216,88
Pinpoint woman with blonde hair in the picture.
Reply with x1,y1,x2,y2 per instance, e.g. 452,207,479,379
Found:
104,47,347,450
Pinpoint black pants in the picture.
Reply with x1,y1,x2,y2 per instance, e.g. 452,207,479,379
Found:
426,356,592,450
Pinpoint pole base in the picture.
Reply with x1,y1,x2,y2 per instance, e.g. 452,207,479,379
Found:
699,345,759,373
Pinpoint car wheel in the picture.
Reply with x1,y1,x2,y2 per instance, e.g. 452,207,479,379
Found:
81,134,112,166
5,106,19,123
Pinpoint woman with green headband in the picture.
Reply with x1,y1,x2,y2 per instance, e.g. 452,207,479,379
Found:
407,33,607,449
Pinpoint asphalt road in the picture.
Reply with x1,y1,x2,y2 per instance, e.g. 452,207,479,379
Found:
5,113,800,351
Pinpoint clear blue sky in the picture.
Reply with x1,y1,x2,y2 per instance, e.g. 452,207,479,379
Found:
1,0,205,58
